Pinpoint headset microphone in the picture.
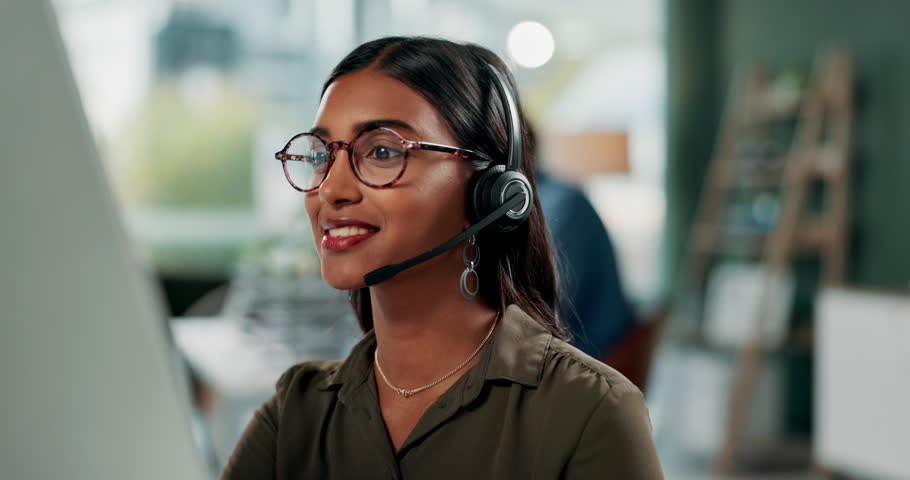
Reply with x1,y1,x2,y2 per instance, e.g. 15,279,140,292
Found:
362,62,534,287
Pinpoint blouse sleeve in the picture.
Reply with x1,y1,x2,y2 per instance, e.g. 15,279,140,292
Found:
561,386,664,479
219,366,297,480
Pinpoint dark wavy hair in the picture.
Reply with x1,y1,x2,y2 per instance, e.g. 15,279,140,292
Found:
321,36,569,341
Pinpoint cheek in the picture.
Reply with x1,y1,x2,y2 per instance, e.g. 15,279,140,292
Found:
435,164,473,223
303,194,323,253
387,162,470,242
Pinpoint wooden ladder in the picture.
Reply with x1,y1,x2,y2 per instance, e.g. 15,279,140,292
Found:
712,50,854,474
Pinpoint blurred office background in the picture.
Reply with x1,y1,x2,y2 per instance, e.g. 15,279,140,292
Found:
47,0,910,478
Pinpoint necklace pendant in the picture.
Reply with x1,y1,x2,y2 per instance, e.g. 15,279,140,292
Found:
400,389,411,398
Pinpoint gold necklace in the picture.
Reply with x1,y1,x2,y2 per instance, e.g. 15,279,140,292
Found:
374,312,500,398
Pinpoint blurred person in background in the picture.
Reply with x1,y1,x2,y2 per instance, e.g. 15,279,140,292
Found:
222,37,662,479
532,126,635,358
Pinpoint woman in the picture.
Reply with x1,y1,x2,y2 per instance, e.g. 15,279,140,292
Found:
222,37,663,479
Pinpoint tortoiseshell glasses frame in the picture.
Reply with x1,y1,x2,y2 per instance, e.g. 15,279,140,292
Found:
274,127,492,192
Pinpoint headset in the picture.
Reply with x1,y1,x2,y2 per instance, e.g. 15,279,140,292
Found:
363,62,533,286
466,64,533,232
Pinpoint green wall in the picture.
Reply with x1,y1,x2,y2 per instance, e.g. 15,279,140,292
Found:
664,0,721,294
666,0,910,291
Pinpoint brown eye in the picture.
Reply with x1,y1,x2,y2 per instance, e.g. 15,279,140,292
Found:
366,145,403,162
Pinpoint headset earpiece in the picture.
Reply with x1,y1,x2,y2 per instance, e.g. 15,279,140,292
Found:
469,165,531,232
466,63,534,233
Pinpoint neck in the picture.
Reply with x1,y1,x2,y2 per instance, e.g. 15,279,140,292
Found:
368,252,499,388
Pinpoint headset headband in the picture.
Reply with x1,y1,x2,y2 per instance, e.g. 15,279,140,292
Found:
485,64,522,172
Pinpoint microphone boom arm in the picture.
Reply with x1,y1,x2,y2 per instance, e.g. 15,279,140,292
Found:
363,192,526,286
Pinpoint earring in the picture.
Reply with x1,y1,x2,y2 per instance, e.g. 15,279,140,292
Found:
460,234,480,301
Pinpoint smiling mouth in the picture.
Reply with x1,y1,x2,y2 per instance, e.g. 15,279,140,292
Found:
322,226,380,252
326,226,379,238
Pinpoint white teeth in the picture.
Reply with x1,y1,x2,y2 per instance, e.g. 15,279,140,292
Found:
327,226,373,238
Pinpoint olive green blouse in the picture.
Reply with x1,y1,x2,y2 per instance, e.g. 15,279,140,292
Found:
221,304,664,479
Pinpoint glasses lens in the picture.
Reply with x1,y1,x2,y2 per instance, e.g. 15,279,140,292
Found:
352,129,407,186
284,134,329,190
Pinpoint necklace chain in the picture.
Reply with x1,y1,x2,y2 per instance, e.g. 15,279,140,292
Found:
374,312,500,399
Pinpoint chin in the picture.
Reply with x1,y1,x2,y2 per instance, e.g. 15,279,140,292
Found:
319,258,371,290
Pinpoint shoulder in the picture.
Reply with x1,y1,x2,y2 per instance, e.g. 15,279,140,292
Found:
271,360,345,410
542,341,663,477
496,304,639,405
539,337,662,476
540,335,643,407
275,359,344,390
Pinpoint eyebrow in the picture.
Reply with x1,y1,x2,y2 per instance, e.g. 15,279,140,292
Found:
308,119,418,139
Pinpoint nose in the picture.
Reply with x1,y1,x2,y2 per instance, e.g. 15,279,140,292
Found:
318,148,363,208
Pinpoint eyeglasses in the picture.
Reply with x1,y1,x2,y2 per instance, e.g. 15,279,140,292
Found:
274,127,492,192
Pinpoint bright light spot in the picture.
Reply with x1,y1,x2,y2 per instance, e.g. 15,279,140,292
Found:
507,21,555,68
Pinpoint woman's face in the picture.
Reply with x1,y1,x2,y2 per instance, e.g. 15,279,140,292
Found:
304,68,474,289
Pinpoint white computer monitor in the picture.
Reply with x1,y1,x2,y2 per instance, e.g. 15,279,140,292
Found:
0,1,210,478
815,288,910,478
